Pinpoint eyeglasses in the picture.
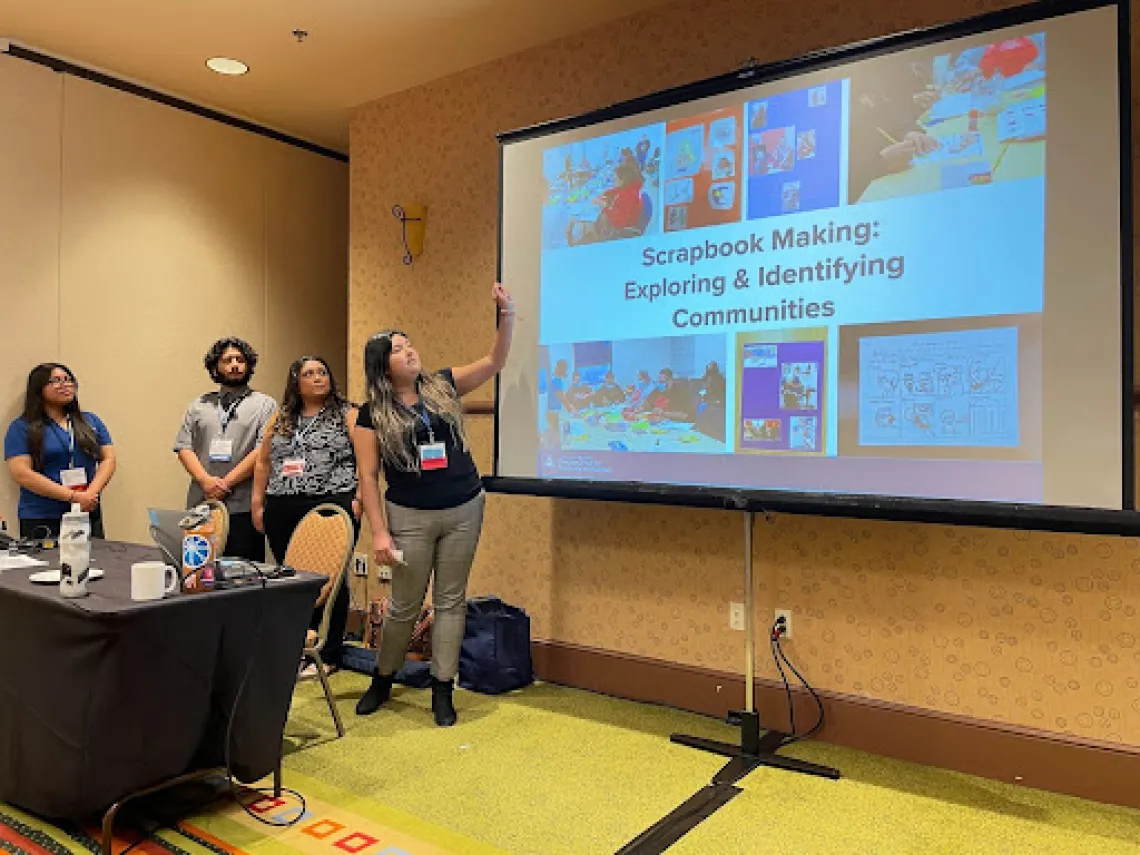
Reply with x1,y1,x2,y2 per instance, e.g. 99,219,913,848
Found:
46,377,76,388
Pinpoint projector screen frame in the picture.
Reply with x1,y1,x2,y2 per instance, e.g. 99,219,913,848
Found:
489,0,1138,535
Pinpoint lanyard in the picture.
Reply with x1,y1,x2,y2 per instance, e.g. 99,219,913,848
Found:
292,408,326,452
216,391,249,434
50,418,76,467
398,398,434,444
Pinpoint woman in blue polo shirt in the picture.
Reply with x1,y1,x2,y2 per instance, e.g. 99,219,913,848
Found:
4,363,116,539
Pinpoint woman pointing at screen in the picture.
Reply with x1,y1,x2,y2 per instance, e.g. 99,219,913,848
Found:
352,282,515,726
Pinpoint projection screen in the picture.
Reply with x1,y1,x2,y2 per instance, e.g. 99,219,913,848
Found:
493,0,1134,528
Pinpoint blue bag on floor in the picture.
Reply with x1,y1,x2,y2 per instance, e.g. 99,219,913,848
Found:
458,596,534,695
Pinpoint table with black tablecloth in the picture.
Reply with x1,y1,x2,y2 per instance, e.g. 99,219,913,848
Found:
0,539,323,819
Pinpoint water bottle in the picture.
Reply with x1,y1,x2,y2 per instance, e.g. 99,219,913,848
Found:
59,505,91,599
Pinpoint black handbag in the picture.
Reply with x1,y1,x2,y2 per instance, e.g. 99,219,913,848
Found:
458,596,534,695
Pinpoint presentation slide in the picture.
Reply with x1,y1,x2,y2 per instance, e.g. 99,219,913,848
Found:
498,4,1126,510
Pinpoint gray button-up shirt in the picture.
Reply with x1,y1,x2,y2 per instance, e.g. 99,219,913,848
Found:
173,387,277,513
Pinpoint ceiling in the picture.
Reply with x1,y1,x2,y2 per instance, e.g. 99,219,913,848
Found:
0,0,677,153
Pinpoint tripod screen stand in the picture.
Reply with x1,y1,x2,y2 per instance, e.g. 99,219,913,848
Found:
670,511,840,785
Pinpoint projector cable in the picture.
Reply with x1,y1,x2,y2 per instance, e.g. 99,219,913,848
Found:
769,617,825,746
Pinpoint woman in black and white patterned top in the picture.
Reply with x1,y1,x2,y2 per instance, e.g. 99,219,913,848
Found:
253,356,360,669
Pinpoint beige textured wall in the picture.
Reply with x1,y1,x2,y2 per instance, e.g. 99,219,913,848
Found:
0,56,348,544
0,59,62,542
348,0,1140,746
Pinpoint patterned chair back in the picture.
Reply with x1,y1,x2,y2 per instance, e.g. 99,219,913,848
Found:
284,503,354,653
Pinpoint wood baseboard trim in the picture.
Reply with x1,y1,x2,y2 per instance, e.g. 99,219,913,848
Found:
532,640,1140,810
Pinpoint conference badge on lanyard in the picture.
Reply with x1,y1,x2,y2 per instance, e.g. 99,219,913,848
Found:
210,393,246,462
420,442,447,471
407,400,447,471
57,418,88,491
282,410,322,477
281,457,306,477
60,467,88,490
208,439,234,462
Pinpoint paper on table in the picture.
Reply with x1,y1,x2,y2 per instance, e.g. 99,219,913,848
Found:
0,554,49,570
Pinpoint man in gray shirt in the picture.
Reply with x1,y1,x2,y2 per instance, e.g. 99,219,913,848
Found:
174,337,277,561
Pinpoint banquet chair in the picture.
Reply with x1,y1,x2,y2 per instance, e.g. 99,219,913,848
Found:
283,502,354,737
273,503,353,796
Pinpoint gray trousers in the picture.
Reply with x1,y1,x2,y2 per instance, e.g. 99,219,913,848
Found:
377,491,485,681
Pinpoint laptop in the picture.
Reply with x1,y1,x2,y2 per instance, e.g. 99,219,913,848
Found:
147,508,188,570
146,508,287,591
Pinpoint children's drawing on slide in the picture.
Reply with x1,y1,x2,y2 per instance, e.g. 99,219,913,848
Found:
858,326,1019,448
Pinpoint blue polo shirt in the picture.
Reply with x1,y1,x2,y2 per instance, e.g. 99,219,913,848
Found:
3,414,112,519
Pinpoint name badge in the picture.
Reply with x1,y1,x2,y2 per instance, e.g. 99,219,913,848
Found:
60,467,88,490
282,457,307,477
419,442,448,471
209,438,234,462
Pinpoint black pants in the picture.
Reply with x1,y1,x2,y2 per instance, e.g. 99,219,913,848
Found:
263,491,359,667
223,512,265,563
20,509,105,540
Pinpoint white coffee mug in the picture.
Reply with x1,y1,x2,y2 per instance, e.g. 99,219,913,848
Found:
131,561,178,601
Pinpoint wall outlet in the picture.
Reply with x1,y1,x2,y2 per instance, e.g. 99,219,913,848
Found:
729,602,745,631
377,565,392,582
774,608,793,640
352,554,369,577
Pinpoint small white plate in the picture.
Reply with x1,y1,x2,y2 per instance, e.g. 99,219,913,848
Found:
28,568,105,584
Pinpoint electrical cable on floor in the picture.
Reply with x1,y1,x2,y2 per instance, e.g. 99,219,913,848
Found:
114,787,222,855
770,617,825,746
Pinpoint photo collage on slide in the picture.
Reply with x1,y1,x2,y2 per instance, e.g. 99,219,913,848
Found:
737,330,827,455
536,336,728,455
835,315,1040,461
538,33,1047,463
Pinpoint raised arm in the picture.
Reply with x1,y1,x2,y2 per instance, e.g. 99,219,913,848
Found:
452,282,515,397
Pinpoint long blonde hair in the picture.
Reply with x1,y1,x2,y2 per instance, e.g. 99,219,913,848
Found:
363,331,469,472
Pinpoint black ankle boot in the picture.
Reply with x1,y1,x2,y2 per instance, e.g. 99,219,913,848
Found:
355,671,394,716
431,678,457,727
